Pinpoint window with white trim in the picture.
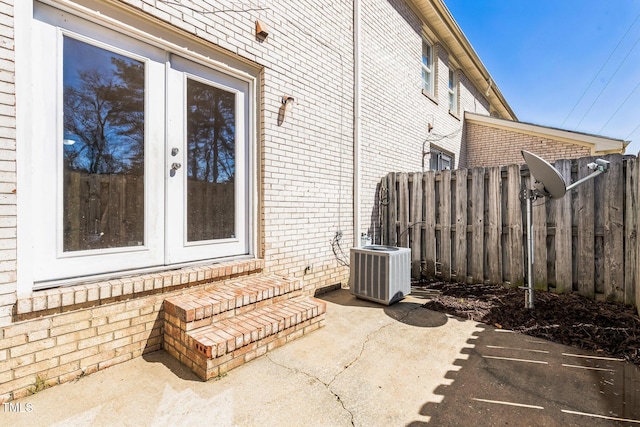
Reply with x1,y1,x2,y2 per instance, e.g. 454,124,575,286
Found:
448,68,458,114
421,38,434,96
25,2,254,286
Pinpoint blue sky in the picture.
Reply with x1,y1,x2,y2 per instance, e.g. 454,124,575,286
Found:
444,0,640,155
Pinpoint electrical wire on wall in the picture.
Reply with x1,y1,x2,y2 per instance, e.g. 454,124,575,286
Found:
421,127,461,172
331,231,350,267
280,7,350,268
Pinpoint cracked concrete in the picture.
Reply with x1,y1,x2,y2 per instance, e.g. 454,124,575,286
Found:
5,288,635,426
265,353,355,426
266,303,425,427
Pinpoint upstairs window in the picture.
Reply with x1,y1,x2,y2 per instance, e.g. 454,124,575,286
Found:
421,39,434,96
448,69,458,114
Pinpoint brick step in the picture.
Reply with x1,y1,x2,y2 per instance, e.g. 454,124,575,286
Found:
164,275,302,331
170,295,326,380
163,275,327,380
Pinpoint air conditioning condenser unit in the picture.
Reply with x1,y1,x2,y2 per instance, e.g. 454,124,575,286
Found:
349,245,411,305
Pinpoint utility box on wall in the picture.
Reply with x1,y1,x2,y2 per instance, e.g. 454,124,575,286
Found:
349,246,411,305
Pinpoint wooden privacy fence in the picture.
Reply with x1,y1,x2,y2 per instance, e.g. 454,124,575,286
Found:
379,154,640,310
64,171,234,250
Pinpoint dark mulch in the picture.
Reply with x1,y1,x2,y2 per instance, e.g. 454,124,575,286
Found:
418,281,640,366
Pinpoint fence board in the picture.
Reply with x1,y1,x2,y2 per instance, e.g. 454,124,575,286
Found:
440,170,452,281
470,168,484,283
380,176,388,245
486,167,502,284
625,158,638,306
454,169,468,281
387,172,397,246
504,165,524,286
576,157,595,298
636,154,640,315
554,159,572,293
604,155,624,302
531,178,548,290
397,173,410,248
423,172,436,276
410,173,423,277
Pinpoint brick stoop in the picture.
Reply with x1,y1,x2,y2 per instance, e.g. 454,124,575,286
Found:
163,275,326,380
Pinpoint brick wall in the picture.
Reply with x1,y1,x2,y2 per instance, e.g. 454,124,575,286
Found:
0,0,501,401
0,260,262,401
2,0,354,400
254,1,354,292
0,293,162,401
359,0,490,241
0,0,15,327
458,73,491,167
465,121,592,168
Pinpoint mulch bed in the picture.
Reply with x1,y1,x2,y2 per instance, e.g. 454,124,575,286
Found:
418,281,640,366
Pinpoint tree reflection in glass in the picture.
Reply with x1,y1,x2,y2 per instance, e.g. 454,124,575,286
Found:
186,78,236,241
62,36,145,251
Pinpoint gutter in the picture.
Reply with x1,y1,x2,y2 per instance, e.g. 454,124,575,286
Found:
353,0,362,247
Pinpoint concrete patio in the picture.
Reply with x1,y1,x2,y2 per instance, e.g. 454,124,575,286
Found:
3,288,639,426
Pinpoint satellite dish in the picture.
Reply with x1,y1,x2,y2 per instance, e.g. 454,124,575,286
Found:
520,150,610,310
521,150,566,199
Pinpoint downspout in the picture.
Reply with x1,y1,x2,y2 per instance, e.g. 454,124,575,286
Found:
353,0,362,247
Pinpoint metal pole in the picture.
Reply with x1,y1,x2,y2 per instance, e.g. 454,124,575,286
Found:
526,191,535,309
565,169,604,192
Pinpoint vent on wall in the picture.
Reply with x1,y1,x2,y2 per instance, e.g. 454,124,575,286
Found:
349,246,411,305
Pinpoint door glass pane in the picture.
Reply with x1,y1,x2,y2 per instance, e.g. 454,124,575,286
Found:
186,78,236,242
62,36,145,251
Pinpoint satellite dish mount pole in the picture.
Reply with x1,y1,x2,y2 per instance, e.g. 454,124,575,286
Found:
521,150,611,310
524,188,537,309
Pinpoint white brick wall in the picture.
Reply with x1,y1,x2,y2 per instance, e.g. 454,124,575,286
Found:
0,0,14,326
0,0,506,401
0,0,496,321
359,0,490,242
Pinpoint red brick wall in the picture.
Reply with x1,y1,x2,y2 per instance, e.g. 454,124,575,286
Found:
465,121,592,167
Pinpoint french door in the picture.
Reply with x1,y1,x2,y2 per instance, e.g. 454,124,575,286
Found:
29,2,251,283
165,55,249,264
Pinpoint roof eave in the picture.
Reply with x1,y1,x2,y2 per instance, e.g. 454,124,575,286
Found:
465,112,628,155
409,0,517,121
